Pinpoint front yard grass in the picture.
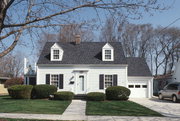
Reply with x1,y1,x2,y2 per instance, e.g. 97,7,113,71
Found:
86,101,163,116
0,95,70,114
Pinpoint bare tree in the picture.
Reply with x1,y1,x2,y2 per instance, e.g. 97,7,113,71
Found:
119,23,154,58
0,0,169,58
153,27,180,75
59,24,94,42
99,17,117,42
36,32,59,56
0,52,23,77
36,23,94,56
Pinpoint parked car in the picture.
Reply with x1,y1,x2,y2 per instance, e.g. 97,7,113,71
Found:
158,82,180,103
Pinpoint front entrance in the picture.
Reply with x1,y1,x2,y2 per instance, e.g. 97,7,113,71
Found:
76,74,86,94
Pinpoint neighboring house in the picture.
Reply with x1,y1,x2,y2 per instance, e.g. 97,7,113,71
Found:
0,76,10,94
24,58,36,85
173,60,180,82
153,60,180,96
153,74,173,96
36,39,153,98
0,76,10,84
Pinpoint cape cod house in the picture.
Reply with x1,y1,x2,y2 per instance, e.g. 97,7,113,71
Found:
33,38,153,98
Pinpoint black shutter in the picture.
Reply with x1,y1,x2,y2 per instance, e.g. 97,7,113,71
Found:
99,74,104,89
46,74,50,84
113,75,118,86
59,74,63,89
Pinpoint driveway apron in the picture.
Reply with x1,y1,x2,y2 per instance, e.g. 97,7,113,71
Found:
130,97,180,118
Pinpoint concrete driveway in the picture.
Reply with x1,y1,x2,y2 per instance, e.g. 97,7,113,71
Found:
130,97,180,118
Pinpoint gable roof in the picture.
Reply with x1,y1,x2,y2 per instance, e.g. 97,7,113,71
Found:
51,43,62,49
103,43,113,49
37,42,127,65
127,57,152,77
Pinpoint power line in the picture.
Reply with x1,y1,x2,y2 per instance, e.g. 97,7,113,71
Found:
160,17,180,32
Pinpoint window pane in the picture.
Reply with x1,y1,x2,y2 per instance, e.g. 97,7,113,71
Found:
135,85,140,88
53,50,60,59
142,85,147,88
105,55,111,59
128,85,134,88
105,75,113,88
51,75,59,87
54,55,59,59
105,50,111,54
53,50,59,54
167,84,178,90
105,50,112,60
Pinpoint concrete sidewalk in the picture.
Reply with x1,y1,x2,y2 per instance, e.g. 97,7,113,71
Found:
1,113,180,121
61,100,87,120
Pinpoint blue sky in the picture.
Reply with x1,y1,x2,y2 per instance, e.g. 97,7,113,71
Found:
13,0,180,64
129,0,180,27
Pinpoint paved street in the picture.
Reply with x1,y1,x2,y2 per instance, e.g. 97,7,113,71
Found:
130,97,180,118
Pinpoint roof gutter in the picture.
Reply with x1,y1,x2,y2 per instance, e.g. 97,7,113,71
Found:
37,64,128,67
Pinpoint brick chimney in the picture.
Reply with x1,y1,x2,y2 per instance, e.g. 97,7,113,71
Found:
75,35,81,44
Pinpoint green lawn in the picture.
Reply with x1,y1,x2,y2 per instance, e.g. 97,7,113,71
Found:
0,96,70,114
86,101,163,116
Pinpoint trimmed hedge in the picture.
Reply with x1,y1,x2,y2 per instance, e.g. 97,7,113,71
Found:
32,84,57,99
106,86,130,100
87,92,105,101
54,91,74,100
8,85,33,99
4,78,23,88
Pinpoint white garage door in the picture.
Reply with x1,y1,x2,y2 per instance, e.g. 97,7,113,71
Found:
128,82,148,98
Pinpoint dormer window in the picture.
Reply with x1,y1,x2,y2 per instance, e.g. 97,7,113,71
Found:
53,49,60,59
105,50,112,60
102,43,114,61
51,43,63,61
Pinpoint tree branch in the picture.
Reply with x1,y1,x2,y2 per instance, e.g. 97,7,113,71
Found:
0,24,64,40
0,29,23,57
3,1,100,28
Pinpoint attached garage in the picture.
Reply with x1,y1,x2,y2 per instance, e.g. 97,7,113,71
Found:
128,78,152,98
127,57,153,98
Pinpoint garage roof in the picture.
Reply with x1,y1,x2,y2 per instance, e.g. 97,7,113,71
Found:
127,57,152,77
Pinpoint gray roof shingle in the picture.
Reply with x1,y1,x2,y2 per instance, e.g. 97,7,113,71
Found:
37,42,127,65
37,42,152,77
127,57,152,76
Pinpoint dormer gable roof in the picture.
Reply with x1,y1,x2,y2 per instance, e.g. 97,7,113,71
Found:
102,43,114,49
51,43,62,49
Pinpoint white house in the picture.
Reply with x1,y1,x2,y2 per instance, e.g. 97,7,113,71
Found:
36,39,153,98
173,60,180,82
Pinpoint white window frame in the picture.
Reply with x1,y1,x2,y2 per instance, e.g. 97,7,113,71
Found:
53,49,60,60
50,43,64,61
51,74,59,87
104,75,113,88
102,43,114,61
103,49,114,61
104,49,112,60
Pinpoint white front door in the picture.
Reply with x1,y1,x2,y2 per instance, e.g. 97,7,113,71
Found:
77,74,86,94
